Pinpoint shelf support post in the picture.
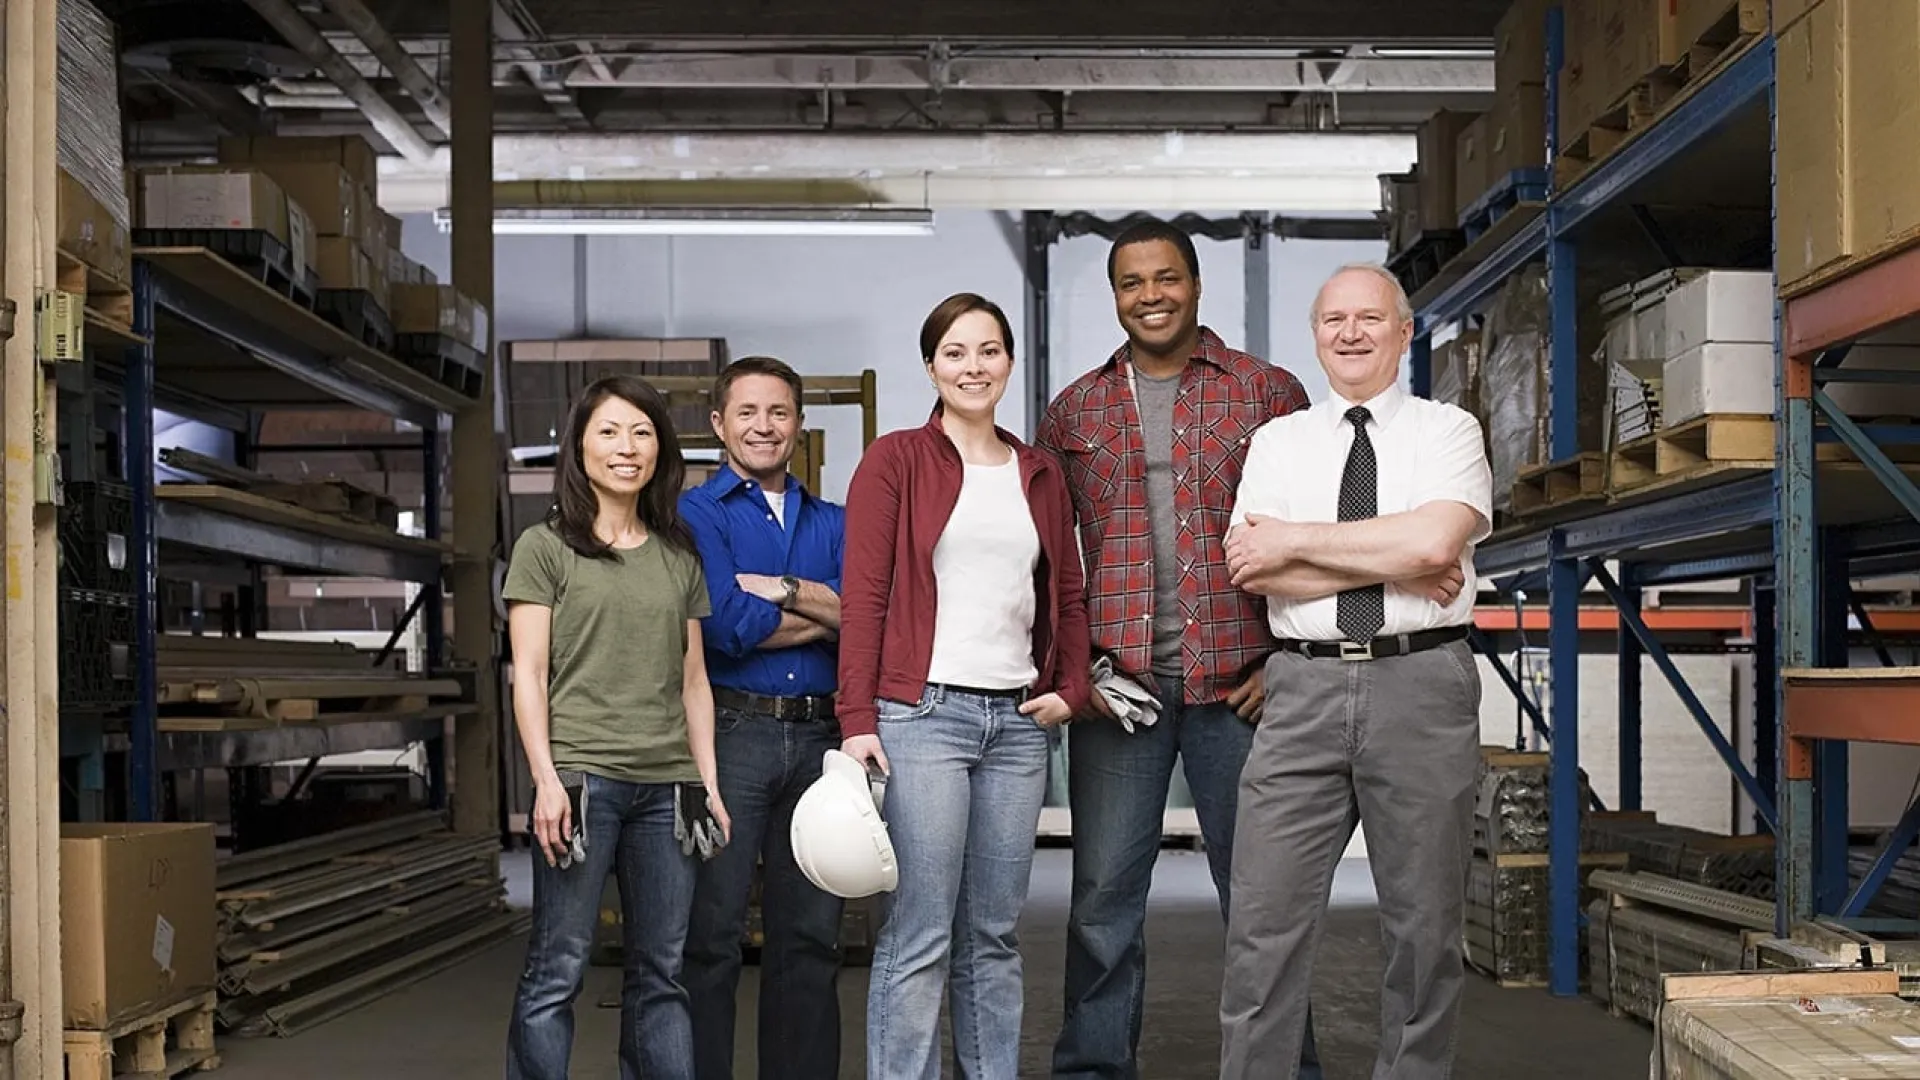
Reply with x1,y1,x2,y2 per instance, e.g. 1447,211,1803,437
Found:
1546,530,1581,998
1023,211,1052,439
449,0,502,839
128,263,158,825
1778,273,1821,932
1243,211,1271,366
1616,569,1644,811
422,419,447,811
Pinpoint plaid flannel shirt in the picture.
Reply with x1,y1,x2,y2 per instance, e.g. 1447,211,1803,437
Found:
1035,327,1309,705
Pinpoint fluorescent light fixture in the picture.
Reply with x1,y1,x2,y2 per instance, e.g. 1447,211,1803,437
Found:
433,206,935,237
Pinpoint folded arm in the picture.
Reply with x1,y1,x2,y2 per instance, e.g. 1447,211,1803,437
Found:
1228,502,1482,600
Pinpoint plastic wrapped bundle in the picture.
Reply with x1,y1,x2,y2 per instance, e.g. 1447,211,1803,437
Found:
57,0,129,229
1478,267,1548,513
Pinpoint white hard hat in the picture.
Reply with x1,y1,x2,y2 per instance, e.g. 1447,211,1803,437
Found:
791,749,898,899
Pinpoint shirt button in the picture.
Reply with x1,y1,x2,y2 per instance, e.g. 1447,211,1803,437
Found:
787,672,795,681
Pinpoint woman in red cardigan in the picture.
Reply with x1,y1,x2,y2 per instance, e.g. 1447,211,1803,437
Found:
836,291,1092,1079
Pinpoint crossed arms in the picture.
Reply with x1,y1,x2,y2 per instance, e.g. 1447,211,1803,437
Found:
1225,504,1479,604
681,496,841,657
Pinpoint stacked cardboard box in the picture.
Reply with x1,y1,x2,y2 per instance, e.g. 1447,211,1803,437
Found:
217,136,389,314
1455,0,1551,220
1559,0,1683,145
1414,110,1479,238
61,823,218,1030
55,0,129,283
1379,173,1422,258
1777,0,1920,295
134,165,316,284
504,338,732,450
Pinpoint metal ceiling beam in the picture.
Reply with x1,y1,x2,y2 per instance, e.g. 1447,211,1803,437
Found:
566,53,1492,93
318,0,453,136
511,0,1509,41
239,0,437,163
491,0,591,128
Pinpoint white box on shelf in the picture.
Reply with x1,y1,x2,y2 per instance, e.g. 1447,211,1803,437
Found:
1662,270,1774,357
1662,341,1775,427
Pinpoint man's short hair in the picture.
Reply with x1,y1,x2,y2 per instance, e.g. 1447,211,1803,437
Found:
712,355,805,413
1310,262,1415,325
1106,217,1202,285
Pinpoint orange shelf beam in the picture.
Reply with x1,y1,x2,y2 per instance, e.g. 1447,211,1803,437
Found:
1785,240,1920,362
1474,606,1920,634
1784,667,1920,780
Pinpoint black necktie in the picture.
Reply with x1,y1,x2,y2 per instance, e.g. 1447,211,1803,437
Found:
1337,406,1384,643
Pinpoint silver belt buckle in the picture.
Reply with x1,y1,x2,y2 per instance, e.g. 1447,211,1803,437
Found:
1337,640,1375,662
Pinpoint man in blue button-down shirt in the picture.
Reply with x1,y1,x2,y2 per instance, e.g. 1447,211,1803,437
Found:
679,356,847,1080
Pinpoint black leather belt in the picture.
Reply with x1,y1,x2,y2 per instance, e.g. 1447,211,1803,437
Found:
1275,624,1469,662
934,682,1028,702
712,686,836,722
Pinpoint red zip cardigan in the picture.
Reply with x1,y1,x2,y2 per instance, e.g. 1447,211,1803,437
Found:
837,405,1093,740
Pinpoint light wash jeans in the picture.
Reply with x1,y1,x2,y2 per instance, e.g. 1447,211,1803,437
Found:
507,774,697,1080
866,684,1054,1080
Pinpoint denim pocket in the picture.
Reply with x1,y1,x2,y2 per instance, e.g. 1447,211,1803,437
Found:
875,692,937,723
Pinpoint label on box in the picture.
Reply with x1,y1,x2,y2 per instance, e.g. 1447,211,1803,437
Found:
152,913,175,974
1893,1035,1920,1048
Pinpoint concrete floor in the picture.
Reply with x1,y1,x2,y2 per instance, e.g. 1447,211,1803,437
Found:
214,848,1651,1078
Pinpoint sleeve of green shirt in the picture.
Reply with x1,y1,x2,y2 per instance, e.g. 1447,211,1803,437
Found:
503,525,563,606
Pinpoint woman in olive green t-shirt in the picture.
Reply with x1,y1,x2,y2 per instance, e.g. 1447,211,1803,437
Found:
502,374,731,1080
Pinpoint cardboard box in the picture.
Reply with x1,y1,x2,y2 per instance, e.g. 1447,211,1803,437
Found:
356,184,381,253
1657,991,1920,1078
1662,270,1773,355
1495,0,1552,93
375,208,404,252
247,162,357,239
1488,83,1549,178
218,134,380,191
1844,1,1920,266
392,285,477,347
61,823,217,1030
57,168,131,283
1662,341,1775,425
1454,113,1493,219
1417,109,1481,231
1773,0,1822,34
1380,172,1421,254
1565,0,1680,134
314,236,374,293
1776,0,1850,290
137,166,292,243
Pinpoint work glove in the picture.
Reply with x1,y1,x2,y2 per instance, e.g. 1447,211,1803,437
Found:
556,770,588,871
675,782,727,861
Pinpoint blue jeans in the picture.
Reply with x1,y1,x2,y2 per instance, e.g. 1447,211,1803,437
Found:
683,707,845,1080
507,774,697,1080
1052,681,1324,1080
868,685,1054,1080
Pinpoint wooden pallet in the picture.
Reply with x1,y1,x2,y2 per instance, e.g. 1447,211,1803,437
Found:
1555,8,1764,191
132,230,314,309
56,247,134,328
1456,168,1549,246
1607,413,1774,492
1511,452,1607,515
63,991,220,1080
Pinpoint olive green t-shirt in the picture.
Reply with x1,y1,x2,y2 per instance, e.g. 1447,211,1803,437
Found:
502,523,712,784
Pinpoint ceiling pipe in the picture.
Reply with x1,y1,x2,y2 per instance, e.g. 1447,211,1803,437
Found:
317,0,453,138
238,0,437,165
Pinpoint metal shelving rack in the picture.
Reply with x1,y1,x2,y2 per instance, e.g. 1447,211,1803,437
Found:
107,244,473,823
1410,7,1920,997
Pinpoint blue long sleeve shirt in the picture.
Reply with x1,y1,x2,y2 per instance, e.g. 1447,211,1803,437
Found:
679,465,844,698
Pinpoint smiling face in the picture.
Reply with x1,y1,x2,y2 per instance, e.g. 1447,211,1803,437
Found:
1111,238,1201,361
1312,267,1413,403
711,372,800,487
582,392,659,501
927,308,1013,423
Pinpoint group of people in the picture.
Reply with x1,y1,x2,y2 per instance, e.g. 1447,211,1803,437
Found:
500,217,1495,1080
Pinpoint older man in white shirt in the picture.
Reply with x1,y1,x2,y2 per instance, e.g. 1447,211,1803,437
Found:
1216,262,1492,1080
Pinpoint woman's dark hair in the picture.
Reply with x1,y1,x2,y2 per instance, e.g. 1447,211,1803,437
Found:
919,292,1017,364
549,374,695,559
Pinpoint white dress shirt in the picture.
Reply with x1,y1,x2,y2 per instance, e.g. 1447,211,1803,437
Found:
1229,382,1493,641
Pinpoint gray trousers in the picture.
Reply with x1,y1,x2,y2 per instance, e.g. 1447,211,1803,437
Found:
1219,637,1482,1080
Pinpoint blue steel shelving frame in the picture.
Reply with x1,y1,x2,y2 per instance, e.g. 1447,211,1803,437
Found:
1402,7,1920,997
115,249,458,822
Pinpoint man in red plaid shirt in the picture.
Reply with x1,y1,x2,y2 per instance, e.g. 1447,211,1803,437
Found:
1037,219,1323,1080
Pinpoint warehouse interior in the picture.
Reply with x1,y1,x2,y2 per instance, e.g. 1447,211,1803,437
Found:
6,0,1920,1076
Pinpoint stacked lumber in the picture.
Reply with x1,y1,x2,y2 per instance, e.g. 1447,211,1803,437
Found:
1652,969,1920,1078
1583,812,1775,898
161,447,401,530
155,634,467,732
1586,870,1766,1024
214,812,525,1038
1464,750,1620,987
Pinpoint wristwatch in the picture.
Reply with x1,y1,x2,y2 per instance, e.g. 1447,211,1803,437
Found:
780,575,800,610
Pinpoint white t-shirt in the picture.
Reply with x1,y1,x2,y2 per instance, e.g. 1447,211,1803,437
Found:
1230,381,1492,641
762,488,788,530
926,457,1042,689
